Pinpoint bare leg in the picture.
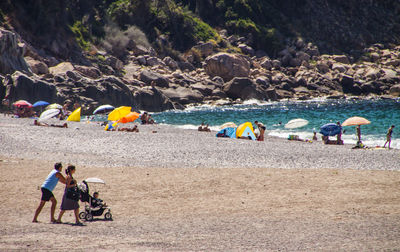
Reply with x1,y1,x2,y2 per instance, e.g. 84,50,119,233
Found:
388,139,391,149
74,208,81,224
33,201,46,222
50,197,57,222
57,210,65,223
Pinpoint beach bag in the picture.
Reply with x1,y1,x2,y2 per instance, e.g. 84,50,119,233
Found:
66,186,80,201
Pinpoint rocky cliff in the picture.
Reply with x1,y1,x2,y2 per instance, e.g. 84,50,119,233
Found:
0,1,399,113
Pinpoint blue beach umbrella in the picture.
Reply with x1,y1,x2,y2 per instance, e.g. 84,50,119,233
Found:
33,101,50,107
320,123,341,136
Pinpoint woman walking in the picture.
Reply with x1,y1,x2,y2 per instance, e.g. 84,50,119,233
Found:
56,165,83,225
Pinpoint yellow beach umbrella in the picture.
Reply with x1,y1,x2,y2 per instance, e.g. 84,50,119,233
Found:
342,116,371,126
67,107,81,122
108,106,131,121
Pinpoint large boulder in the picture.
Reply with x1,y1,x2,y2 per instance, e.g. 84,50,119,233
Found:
0,29,31,75
6,71,57,102
133,87,177,112
204,53,250,82
163,57,178,70
389,84,400,96
223,77,265,100
162,87,204,105
75,65,101,79
25,57,49,75
139,70,169,88
193,42,214,57
332,55,350,64
49,62,74,76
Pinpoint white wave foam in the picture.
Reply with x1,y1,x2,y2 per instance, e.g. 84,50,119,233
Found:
268,129,399,149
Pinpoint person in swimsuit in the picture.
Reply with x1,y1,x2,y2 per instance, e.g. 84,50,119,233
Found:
254,121,266,141
56,165,83,225
383,125,395,149
33,163,66,223
336,121,343,145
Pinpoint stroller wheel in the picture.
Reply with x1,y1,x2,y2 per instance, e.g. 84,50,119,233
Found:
104,212,112,220
79,212,86,220
85,213,93,221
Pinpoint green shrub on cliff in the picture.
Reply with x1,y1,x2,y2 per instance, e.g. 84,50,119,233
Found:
70,21,91,51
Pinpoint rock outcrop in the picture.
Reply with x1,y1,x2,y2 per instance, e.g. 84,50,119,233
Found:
204,53,250,81
0,29,31,75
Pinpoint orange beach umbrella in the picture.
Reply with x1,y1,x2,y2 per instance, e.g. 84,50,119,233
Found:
342,116,371,126
118,112,140,124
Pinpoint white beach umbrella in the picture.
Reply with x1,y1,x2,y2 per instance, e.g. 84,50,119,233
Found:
93,104,115,114
38,108,60,121
84,177,106,184
284,118,309,129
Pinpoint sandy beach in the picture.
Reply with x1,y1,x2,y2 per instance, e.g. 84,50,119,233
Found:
1,116,400,251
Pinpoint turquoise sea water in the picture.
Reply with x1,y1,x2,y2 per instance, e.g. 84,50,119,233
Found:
151,98,400,149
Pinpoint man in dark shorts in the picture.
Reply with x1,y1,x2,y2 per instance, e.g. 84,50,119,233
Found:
33,163,66,223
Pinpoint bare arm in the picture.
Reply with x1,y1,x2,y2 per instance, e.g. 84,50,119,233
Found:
65,176,75,188
56,172,66,184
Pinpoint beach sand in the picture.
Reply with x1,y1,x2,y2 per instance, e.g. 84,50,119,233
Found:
1,117,400,251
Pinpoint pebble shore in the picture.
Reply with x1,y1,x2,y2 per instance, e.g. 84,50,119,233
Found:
0,116,399,170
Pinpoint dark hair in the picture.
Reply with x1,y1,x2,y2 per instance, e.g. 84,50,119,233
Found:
392,125,395,128
65,165,76,175
54,162,62,170
93,192,99,195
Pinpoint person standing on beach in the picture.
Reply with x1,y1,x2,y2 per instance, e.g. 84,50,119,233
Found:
56,165,83,225
356,125,361,143
254,121,266,141
336,121,343,145
383,125,395,149
33,162,66,223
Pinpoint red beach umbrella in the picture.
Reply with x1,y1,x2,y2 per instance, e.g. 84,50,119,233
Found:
13,100,32,108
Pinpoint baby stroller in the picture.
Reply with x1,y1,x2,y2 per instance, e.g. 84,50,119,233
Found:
78,177,112,221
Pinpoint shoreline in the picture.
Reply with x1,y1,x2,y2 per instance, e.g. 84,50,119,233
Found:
1,116,399,170
1,116,400,250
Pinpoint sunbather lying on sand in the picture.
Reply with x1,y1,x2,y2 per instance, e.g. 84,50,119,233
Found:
118,125,139,132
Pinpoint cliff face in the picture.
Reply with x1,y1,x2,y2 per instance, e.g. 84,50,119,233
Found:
187,0,400,56
1,0,399,59
0,1,399,113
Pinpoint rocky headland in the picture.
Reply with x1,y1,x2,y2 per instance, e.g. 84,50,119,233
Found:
1,0,400,113
0,27,399,113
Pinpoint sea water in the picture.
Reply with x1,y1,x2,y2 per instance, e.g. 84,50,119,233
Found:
152,98,400,149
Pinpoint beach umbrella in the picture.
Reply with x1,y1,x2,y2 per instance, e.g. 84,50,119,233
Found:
13,100,32,108
285,118,309,129
84,177,106,184
220,122,237,130
46,103,63,110
320,123,341,136
67,107,81,122
342,116,371,126
117,112,140,124
108,106,131,121
32,101,50,107
38,108,60,121
93,104,115,114
104,121,118,131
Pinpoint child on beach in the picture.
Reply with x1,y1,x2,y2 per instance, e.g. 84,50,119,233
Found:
91,192,107,208
383,125,395,149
